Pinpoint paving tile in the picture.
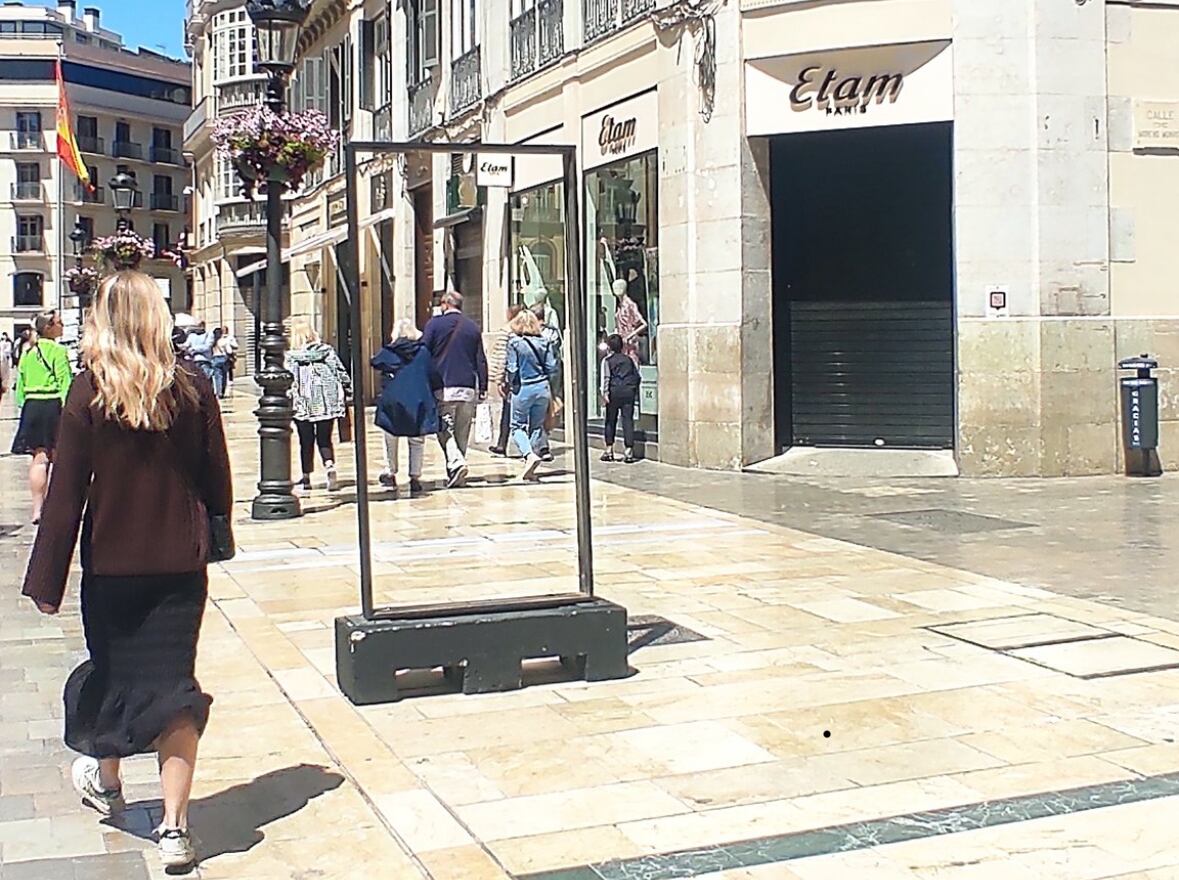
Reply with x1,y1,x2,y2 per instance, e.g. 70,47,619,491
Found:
1011,637,1179,678
372,790,473,853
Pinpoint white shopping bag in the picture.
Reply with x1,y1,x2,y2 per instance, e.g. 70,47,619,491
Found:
474,402,493,444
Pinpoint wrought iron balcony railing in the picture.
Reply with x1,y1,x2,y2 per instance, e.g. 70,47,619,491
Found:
585,0,652,42
449,47,482,116
112,140,144,160
408,78,436,138
510,8,537,82
151,193,181,212
11,181,42,201
151,146,183,165
77,135,104,155
13,234,45,253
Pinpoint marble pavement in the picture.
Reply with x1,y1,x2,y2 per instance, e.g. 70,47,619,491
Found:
2,393,1179,879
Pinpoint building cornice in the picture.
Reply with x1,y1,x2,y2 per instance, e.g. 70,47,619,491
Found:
297,0,348,57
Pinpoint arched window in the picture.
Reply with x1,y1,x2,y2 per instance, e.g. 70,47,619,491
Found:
12,272,42,307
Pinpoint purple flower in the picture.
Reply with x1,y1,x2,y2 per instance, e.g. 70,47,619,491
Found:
213,106,339,190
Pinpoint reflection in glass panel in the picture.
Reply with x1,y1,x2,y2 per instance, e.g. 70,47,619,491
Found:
585,150,659,435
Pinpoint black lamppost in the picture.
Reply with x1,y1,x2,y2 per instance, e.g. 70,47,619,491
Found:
68,220,89,367
109,172,137,232
246,0,309,521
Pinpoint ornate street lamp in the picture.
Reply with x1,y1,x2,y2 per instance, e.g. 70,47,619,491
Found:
245,0,311,521
109,172,137,232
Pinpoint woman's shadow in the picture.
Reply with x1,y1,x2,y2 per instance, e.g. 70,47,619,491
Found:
109,763,345,868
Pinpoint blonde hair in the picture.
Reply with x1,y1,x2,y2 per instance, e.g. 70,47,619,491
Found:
289,315,320,350
390,317,421,342
509,309,542,337
82,271,197,431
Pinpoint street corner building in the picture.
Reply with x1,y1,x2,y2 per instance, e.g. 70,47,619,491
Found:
184,0,1179,478
0,1,192,343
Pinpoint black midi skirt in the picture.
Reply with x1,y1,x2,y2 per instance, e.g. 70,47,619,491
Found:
64,570,213,759
11,397,62,455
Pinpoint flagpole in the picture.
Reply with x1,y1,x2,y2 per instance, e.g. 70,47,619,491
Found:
55,53,66,346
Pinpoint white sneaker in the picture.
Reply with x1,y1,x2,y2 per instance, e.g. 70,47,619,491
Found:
157,825,196,869
71,757,124,817
521,453,542,481
325,464,339,492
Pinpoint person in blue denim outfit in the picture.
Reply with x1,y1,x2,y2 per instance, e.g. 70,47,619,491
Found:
505,309,557,482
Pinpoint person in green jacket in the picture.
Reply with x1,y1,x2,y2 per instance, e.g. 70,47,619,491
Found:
11,310,72,524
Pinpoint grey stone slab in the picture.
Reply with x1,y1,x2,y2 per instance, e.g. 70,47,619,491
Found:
3,851,149,880
929,613,1112,650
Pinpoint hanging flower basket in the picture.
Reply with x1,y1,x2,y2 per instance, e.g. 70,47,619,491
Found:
65,265,100,296
214,106,338,196
91,231,156,271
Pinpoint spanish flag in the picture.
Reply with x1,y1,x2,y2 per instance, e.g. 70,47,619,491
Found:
55,60,92,192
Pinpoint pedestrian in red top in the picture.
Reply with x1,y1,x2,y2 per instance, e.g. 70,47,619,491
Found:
22,271,233,871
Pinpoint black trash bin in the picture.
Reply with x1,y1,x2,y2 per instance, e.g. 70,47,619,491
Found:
1118,354,1163,478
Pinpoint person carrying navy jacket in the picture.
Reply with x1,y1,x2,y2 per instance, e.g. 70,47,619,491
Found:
371,318,440,496
421,291,488,488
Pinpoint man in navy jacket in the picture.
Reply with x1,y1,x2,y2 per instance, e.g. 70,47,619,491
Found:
421,291,488,487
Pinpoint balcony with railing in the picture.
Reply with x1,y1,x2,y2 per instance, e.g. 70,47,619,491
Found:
10,132,44,151
11,182,43,201
13,234,45,253
216,78,266,116
77,135,104,155
151,193,181,212
183,96,209,144
112,140,144,160
408,78,436,138
217,200,267,235
449,47,482,116
76,184,106,204
151,146,183,165
585,0,653,42
510,8,537,81
511,0,564,82
374,105,393,142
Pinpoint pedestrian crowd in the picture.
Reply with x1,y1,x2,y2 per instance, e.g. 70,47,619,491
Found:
1,272,639,875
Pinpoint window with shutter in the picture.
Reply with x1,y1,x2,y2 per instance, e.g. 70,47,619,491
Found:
359,19,375,111
421,0,439,70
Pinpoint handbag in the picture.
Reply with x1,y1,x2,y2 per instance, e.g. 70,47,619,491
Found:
338,402,353,443
207,514,235,563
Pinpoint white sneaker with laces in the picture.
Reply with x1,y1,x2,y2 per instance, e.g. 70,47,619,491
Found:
157,825,196,869
71,757,124,817
325,464,339,492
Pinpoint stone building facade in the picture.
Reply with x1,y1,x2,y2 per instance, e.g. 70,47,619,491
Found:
184,0,1179,477
0,1,191,342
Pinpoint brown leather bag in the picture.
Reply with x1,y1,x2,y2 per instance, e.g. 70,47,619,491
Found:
338,403,353,443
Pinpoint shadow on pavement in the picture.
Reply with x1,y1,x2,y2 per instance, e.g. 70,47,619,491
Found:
111,763,345,866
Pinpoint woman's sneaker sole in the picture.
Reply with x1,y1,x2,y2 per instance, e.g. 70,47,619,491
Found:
71,757,124,817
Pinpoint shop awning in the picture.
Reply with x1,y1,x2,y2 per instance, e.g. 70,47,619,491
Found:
360,206,397,230
234,226,349,278
435,206,481,229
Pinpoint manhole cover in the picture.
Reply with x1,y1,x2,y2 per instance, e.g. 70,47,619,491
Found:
628,615,708,653
869,508,1033,534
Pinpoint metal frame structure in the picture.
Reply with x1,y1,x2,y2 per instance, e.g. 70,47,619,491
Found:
342,141,593,621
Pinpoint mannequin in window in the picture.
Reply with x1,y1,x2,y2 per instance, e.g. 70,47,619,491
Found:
612,279,646,367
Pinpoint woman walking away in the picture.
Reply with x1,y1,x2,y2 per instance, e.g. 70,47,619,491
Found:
21,271,233,871
287,316,350,493
600,333,641,463
372,318,439,496
11,311,71,524
506,309,557,482
210,327,230,399
488,305,522,456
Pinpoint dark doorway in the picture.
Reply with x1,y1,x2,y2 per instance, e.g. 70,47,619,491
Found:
413,185,434,330
770,122,954,451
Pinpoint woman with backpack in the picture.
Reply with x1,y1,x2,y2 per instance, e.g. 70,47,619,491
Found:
505,309,558,482
11,311,72,523
286,317,351,493
600,333,642,463
371,317,439,496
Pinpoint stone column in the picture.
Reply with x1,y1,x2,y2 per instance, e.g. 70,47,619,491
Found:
953,0,1114,476
657,3,774,469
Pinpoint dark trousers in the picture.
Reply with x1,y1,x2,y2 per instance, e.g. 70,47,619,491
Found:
295,419,335,475
496,395,512,450
604,394,636,449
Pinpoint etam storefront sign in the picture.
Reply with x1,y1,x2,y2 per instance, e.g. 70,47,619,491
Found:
745,40,953,136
